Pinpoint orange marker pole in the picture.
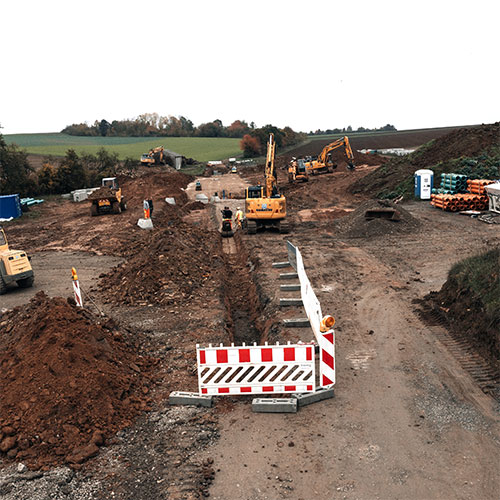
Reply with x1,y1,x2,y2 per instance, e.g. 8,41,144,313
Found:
71,267,83,307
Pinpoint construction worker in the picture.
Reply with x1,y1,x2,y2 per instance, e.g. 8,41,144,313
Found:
235,207,244,229
221,206,232,220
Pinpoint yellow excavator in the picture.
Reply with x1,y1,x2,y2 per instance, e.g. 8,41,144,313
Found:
0,226,34,294
244,133,288,234
140,146,166,166
304,136,355,175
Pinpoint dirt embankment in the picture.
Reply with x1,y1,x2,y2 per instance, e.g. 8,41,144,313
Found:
98,207,223,306
0,292,155,470
286,126,482,156
350,122,500,197
420,248,500,368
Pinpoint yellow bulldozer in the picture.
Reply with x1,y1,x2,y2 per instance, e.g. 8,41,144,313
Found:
304,136,355,175
140,146,166,166
0,226,34,294
89,177,127,216
244,133,289,234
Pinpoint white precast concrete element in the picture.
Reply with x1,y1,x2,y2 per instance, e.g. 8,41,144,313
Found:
137,218,154,229
485,183,500,213
195,194,209,204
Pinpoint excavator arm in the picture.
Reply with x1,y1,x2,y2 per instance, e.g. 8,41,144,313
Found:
317,136,355,170
264,133,277,198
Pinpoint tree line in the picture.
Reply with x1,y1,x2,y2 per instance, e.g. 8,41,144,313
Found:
62,114,308,158
240,125,307,157
0,131,128,197
62,114,258,138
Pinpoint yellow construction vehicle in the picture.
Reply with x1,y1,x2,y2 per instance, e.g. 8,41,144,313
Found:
304,136,355,175
244,134,288,234
89,177,127,216
288,157,308,183
0,226,34,294
140,146,166,166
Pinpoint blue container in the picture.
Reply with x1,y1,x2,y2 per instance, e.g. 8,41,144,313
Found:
0,194,22,219
414,169,434,200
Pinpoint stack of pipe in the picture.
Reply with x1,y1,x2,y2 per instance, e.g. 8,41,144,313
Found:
467,179,495,195
433,173,468,194
430,192,489,212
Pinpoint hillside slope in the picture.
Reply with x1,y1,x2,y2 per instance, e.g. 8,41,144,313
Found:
350,122,500,198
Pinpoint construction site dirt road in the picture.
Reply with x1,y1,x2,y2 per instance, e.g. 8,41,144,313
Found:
0,160,498,499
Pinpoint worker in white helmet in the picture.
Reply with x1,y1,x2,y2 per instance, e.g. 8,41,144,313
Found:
235,206,244,229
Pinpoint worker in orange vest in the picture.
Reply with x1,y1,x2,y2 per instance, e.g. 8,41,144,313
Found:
235,207,244,229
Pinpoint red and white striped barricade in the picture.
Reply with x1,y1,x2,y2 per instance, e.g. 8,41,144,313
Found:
319,330,335,387
286,242,336,388
197,342,315,396
71,267,83,307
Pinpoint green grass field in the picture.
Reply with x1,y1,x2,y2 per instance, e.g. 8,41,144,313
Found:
4,133,242,162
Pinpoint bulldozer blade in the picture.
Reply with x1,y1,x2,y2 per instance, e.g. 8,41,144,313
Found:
364,208,400,221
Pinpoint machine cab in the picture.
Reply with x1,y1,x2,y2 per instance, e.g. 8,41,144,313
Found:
0,227,8,253
102,177,119,190
246,186,263,199
297,159,307,174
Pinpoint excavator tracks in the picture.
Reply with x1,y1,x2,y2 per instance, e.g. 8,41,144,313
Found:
421,308,500,403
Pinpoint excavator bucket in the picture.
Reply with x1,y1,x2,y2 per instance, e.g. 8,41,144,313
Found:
364,208,400,221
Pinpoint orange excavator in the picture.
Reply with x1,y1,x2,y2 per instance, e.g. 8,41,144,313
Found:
304,136,355,175
140,146,166,166
244,133,288,234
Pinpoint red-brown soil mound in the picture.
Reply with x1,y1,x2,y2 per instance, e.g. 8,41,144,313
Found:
0,292,154,469
99,210,222,306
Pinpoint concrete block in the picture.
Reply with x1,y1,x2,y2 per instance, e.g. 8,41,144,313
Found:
272,261,291,268
282,318,310,328
279,272,299,280
72,189,89,202
195,194,209,204
137,218,154,230
279,298,303,307
280,284,301,291
292,387,335,407
169,391,213,408
252,398,297,413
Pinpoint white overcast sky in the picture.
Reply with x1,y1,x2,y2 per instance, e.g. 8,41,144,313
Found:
1,0,499,134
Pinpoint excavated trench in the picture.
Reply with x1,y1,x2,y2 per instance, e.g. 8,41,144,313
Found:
219,232,270,346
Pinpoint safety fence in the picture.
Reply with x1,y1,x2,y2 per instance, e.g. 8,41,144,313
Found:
287,240,335,386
